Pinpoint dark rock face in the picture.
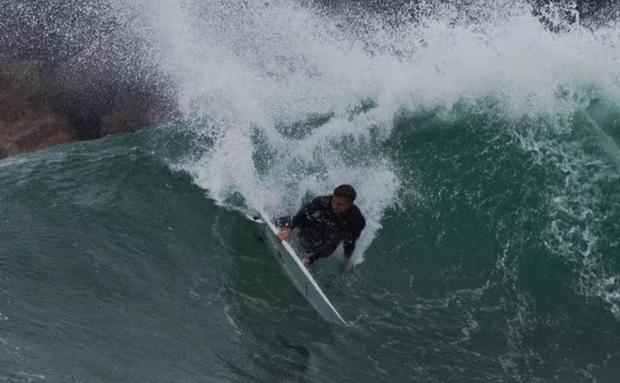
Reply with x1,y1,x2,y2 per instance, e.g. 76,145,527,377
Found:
0,114,76,158
0,1,174,159
0,0,618,159
318,0,618,24
0,58,75,157
0,60,41,120
100,91,174,137
0,56,172,159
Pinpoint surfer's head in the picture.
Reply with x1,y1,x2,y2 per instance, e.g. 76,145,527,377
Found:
331,184,356,214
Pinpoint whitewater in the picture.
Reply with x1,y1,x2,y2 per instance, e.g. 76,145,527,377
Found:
1,0,619,381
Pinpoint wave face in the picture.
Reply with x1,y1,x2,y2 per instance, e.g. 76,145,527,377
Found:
1,1,619,381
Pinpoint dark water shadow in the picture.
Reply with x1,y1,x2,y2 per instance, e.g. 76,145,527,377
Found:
209,210,348,382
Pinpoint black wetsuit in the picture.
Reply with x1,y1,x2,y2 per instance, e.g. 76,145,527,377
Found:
281,196,366,264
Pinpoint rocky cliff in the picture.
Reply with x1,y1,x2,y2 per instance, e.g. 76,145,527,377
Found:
0,56,174,159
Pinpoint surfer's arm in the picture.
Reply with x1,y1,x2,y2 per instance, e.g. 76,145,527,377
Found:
343,216,365,259
277,198,322,241
343,237,358,260
290,197,323,229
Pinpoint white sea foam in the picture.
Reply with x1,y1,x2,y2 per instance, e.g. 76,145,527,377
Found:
122,0,620,285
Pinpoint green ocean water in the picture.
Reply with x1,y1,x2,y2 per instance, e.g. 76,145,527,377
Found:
3,0,620,381
1,95,619,382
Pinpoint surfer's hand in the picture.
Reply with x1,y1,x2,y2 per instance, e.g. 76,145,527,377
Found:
302,257,311,267
276,228,292,241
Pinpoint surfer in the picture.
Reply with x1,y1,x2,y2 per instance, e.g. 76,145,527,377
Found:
276,184,366,266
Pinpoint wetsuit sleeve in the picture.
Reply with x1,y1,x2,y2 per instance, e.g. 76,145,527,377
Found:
343,215,365,259
290,197,322,229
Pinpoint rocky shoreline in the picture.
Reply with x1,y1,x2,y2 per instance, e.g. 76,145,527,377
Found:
0,57,175,159
1,0,615,160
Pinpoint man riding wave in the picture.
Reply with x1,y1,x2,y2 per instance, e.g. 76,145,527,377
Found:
276,185,366,266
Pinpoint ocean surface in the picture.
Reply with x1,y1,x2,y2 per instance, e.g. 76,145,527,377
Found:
1,1,620,382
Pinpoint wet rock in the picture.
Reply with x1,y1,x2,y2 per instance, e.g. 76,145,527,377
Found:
0,59,46,122
100,91,172,137
0,57,174,159
0,114,76,158
0,58,77,158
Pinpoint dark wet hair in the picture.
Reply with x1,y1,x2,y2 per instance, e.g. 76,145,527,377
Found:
333,184,356,202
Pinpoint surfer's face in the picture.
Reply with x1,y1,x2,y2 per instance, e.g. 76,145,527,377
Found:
331,195,352,214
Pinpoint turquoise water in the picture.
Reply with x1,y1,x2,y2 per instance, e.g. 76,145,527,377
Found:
1,102,619,381
2,0,620,381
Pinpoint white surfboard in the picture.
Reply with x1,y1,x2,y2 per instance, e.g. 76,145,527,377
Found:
253,210,349,326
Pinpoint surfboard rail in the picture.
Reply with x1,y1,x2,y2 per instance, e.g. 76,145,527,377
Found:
257,210,349,326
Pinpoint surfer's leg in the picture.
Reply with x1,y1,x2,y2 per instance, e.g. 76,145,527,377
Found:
296,233,336,265
305,251,330,265
302,248,335,266
305,243,338,265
